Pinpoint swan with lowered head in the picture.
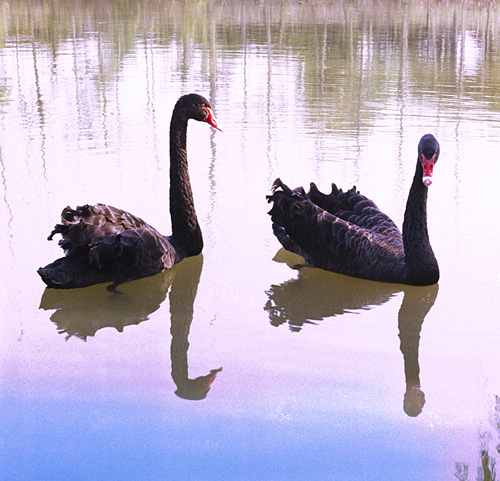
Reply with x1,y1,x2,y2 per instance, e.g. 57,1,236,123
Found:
38,93,220,289
267,134,440,286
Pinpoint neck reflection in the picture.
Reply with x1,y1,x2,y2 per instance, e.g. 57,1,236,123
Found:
265,249,439,417
169,255,222,400
39,254,222,400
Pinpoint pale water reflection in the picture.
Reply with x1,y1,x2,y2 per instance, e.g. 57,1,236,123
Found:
265,250,437,417
39,254,222,400
2,1,500,480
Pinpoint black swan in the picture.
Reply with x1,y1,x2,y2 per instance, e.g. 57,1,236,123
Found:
38,93,220,289
267,134,440,286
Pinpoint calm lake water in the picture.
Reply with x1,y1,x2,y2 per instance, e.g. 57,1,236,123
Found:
1,1,500,479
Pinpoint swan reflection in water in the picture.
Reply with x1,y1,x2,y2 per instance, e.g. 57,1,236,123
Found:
39,255,222,400
265,250,438,417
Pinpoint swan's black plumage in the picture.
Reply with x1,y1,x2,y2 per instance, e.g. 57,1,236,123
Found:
38,93,220,289
267,134,440,286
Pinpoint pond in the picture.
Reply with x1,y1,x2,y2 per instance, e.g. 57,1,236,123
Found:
1,1,500,479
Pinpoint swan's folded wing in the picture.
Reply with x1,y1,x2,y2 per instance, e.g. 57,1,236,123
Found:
272,199,377,272
88,228,175,271
307,182,402,240
48,204,164,253
88,204,152,231
39,227,176,289
268,182,404,279
43,203,176,288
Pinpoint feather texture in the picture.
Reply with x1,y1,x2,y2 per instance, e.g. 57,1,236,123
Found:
267,134,440,286
38,93,219,289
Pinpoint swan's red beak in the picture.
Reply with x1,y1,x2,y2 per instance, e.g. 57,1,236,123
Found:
204,107,222,131
421,153,436,186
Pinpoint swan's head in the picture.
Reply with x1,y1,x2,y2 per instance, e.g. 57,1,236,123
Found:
174,367,223,400
418,134,440,186
404,386,426,417
177,93,222,131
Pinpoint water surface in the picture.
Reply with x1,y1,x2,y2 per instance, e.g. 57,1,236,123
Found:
1,1,500,480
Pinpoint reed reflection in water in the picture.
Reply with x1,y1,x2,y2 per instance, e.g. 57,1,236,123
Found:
1,1,500,480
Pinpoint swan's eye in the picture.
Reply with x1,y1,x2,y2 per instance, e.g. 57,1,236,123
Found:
202,105,221,131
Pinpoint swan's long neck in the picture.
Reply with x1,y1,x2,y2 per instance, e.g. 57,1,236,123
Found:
402,161,439,285
169,111,203,259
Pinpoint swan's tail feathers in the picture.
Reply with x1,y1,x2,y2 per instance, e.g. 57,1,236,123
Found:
38,254,114,289
46,205,89,242
268,179,301,222
267,179,317,258
271,223,300,254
